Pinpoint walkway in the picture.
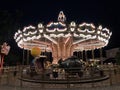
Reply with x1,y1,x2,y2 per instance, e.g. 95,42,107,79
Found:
1,84,120,90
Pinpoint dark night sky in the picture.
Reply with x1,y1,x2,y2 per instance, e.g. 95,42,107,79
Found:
0,0,120,49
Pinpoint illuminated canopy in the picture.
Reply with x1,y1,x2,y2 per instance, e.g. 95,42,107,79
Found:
14,11,112,64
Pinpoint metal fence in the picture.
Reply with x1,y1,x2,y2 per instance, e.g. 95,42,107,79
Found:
0,65,120,89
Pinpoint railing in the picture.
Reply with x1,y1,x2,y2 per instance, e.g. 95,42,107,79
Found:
0,65,120,88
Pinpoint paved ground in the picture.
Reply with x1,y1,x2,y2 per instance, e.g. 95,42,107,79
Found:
0,65,120,90
0,77,120,90
1,84,120,90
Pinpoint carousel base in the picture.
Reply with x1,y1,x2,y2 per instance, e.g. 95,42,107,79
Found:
19,75,109,84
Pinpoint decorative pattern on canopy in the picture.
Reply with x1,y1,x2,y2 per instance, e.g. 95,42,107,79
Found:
14,11,112,64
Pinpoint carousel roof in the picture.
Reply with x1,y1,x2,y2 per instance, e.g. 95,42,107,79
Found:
14,11,112,51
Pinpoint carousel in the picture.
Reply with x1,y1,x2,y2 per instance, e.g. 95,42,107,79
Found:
14,11,112,84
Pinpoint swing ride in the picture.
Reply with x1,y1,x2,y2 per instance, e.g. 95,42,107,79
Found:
14,11,112,84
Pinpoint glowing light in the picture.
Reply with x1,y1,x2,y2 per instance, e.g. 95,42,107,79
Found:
44,34,57,44
31,47,41,57
58,11,66,22
70,21,76,27
14,11,112,64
